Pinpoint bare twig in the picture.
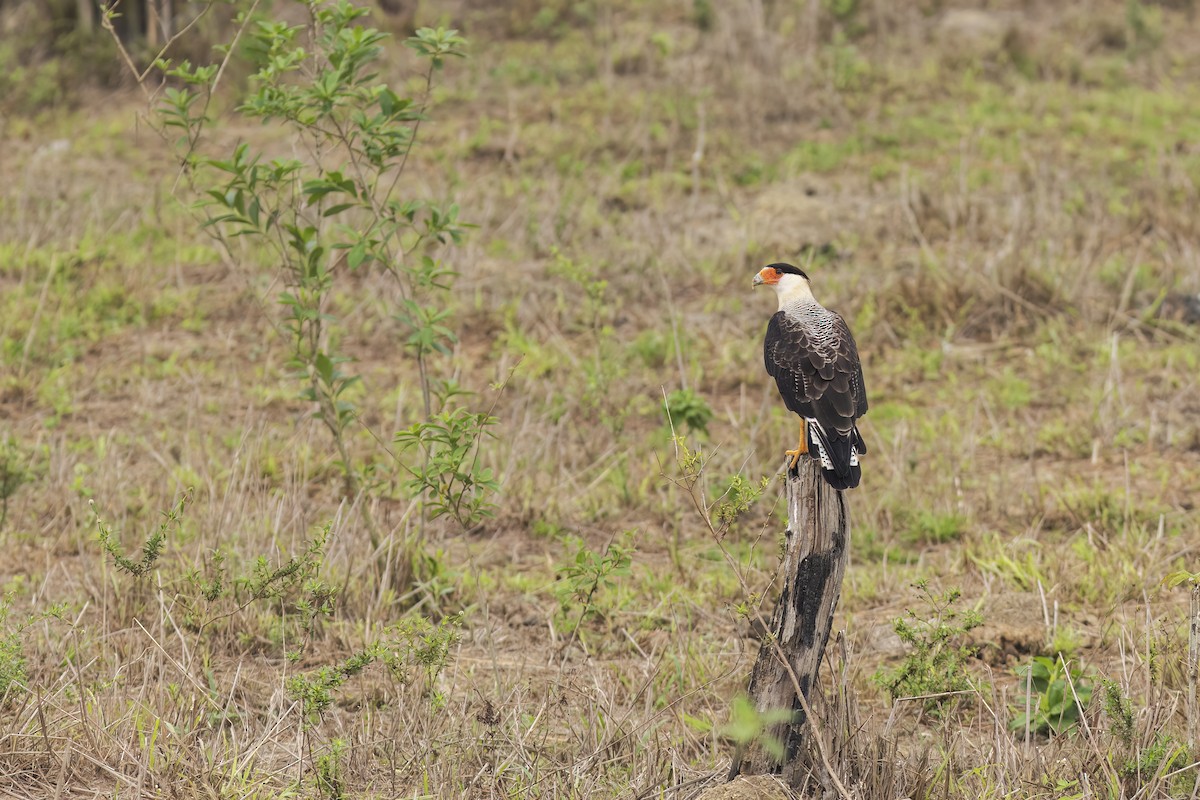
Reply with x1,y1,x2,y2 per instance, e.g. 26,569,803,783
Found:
99,0,221,97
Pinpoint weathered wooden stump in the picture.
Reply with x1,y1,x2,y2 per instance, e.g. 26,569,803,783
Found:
731,458,849,785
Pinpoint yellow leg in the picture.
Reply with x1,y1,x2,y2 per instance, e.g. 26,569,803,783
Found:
784,419,808,470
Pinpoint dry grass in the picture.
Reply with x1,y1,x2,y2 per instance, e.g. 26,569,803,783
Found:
1,0,1200,797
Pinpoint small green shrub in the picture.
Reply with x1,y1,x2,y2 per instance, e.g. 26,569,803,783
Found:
663,387,713,435
99,492,337,657
187,526,335,655
875,582,983,716
0,592,66,704
287,613,461,722
394,406,500,529
711,474,769,531
1120,732,1189,786
1101,679,1135,743
288,648,377,722
313,738,348,800
554,532,635,634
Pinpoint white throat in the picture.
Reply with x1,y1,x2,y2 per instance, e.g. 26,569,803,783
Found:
773,274,816,310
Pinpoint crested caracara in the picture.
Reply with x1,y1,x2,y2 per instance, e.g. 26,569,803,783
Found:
753,263,868,490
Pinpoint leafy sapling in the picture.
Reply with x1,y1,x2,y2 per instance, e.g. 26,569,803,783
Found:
137,4,486,590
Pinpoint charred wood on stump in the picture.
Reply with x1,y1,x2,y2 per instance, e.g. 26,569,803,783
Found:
730,458,849,785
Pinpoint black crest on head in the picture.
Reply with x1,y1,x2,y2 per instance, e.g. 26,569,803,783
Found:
765,263,809,280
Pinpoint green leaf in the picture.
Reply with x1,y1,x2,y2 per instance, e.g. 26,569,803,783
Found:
346,241,369,270
314,353,334,384
1164,570,1200,588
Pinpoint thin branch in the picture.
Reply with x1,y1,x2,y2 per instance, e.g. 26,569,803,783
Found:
100,2,155,102
138,0,221,85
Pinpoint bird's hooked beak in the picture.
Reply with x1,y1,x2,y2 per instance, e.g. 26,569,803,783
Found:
752,272,764,287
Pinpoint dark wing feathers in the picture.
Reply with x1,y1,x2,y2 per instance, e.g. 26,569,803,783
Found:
764,310,865,423
763,313,817,412
827,379,856,419
852,353,868,417
764,309,867,475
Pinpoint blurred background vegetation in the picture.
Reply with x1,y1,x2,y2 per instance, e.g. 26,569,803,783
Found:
1,0,1199,797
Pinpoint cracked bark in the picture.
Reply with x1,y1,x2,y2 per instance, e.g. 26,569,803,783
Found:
732,458,849,785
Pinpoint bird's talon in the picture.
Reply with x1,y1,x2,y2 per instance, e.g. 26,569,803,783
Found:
785,449,802,470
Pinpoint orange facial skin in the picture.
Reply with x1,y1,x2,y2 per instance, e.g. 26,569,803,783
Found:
752,266,782,286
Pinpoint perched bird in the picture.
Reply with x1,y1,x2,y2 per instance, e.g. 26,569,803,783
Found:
753,263,868,490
